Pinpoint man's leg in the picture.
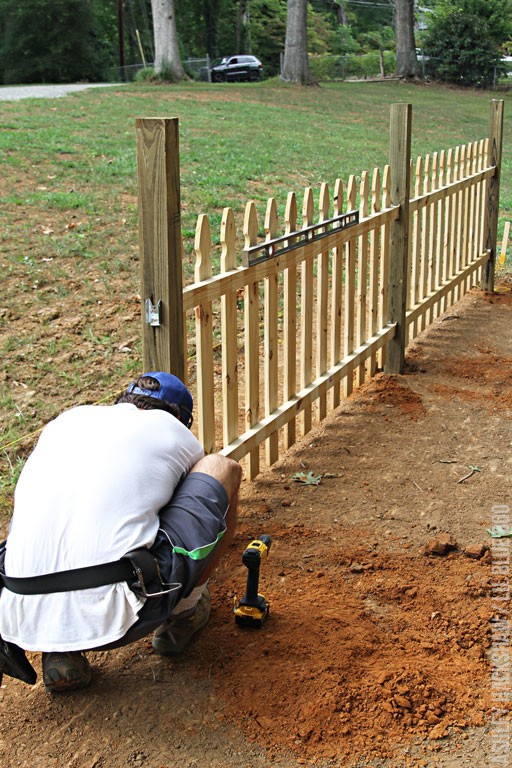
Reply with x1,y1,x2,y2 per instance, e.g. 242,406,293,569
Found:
184,454,241,588
153,454,241,655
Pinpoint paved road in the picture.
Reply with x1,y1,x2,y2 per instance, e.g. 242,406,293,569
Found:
0,83,120,101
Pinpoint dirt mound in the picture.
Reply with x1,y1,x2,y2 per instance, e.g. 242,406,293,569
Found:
202,525,491,765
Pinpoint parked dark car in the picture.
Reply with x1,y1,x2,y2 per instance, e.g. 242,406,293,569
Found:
211,55,263,82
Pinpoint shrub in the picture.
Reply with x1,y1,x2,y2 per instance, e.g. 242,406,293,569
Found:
422,0,512,88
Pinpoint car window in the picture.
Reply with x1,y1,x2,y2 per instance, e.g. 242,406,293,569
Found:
229,58,238,65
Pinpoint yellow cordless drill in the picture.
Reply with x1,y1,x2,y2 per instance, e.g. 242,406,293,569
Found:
234,535,271,628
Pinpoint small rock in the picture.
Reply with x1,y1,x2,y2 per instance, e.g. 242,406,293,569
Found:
424,532,458,556
428,722,448,740
394,694,412,709
463,542,489,560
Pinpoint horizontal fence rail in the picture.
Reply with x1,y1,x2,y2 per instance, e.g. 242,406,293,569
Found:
137,101,503,480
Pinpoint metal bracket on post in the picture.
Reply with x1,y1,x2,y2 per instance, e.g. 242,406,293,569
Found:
145,298,162,327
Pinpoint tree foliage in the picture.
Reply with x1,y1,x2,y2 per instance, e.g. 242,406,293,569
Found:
0,0,113,84
422,0,512,87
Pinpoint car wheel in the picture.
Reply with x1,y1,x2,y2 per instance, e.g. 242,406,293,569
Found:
213,72,225,83
249,70,261,82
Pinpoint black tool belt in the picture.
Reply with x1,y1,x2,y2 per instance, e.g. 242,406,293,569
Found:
0,543,181,687
0,546,178,599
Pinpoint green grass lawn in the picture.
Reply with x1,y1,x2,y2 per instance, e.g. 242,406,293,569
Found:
0,79,510,517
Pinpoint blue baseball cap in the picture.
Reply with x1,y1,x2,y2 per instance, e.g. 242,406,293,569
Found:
126,372,193,428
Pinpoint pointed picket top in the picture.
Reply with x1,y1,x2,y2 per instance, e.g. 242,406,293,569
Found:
347,174,357,210
439,150,446,187
302,186,314,227
319,182,330,223
220,207,236,272
453,145,461,181
194,213,212,281
471,141,478,174
371,167,381,213
359,170,369,217
432,151,439,189
285,191,297,234
423,153,431,193
382,165,391,209
333,178,343,217
466,141,473,174
445,148,453,184
244,200,259,249
460,144,467,178
478,139,485,171
265,197,278,240
414,156,423,196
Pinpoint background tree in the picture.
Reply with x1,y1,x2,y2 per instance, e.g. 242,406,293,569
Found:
394,0,418,77
422,0,512,87
151,0,186,79
0,0,112,84
281,0,315,84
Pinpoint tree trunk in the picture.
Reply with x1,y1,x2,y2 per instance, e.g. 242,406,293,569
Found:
281,0,315,85
151,0,187,80
395,0,418,78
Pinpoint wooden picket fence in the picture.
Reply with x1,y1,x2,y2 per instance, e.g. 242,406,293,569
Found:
136,100,503,479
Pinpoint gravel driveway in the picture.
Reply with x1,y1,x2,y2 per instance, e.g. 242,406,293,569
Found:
0,83,120,101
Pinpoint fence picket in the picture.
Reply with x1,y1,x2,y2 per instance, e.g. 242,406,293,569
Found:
369,168,381,375
220,207,239,447
301,187,314,435
445,149,454,291
482,138,490,284
331,178,343,408
317,183,330,420
429,152,439,322
463,143,472,293
344,175,357,397
357,170,369,386
460,144,468,296
378,165,391,370
451,146,461,303
194,214,215,453
284,191,297,449
435,150,446,316
264,198,279,466
410,156,423,341
244,201,260,479
420,153,431,331
477,138,484,269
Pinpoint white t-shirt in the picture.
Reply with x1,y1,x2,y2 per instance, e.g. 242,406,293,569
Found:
0,403,204,651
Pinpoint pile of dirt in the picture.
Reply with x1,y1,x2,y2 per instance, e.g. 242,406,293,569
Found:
202,525,492,765
351,373,427,420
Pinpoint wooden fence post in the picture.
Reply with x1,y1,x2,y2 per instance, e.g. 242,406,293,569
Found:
385,103,412,375
136,117,185,378
483,99,504,293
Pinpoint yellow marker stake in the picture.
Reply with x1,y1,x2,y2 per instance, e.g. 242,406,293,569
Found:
499,221,510,268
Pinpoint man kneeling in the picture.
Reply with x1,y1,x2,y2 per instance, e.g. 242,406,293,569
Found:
0,372,241,692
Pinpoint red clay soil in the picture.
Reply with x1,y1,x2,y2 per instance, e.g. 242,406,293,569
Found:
1,283,511,768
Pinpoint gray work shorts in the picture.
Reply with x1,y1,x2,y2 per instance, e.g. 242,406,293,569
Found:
92,472,229,650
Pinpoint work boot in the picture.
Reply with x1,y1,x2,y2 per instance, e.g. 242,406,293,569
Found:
152,587,211,656
42,651,92,693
